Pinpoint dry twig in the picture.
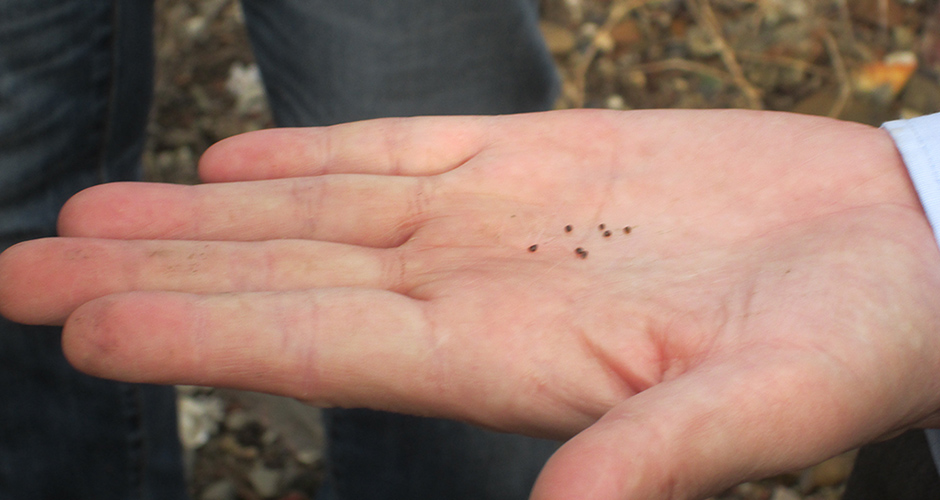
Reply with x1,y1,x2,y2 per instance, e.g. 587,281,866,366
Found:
877,0,890,45
570,0,660,107
685,0,763,109
637,58,741,87
735,51,827,78
832,0,861,57
822,28,852,118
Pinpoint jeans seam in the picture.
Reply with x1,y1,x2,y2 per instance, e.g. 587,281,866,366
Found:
121,383,147,500
95,0,121,185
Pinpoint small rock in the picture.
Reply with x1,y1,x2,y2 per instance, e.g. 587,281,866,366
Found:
249,462,283,498
184,16,208,39
295,449,323,467
769,486,802,500
219,433,259,460
201,480,237,500
578,22,599,45
593,30,615,53
854,51,918,99
686,25,721,58
177,395,225,450
235,420,266,448
619,67,647,89
605,94,627,110
224,409,250,432
226,62,266,116
799,450,857,492
161,128,200,148
761,0,809,26
262,428,280,447
732,482,771,497
539,20,576,55
561,0,583,25
610,20,641,47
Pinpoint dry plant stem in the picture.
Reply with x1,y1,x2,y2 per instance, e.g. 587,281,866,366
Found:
735,51,828,78
684,0,763,109
571,0,654,107
637,58,740,87
878,0,890,45
833,0,861,56
192,0,235,36
822,28,852,118
919,2,940,66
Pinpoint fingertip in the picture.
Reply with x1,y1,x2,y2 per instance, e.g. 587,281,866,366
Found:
197,132,245,183
63,293,192,384
59,182,196,239
0,240,68,325
57,183,149,237
198,129,294,183
530,424,648,500
200,117,489,182
62,296,117,376
0,242,24,322
57,186,98,237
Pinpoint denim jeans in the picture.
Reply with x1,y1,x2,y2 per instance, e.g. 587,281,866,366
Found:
0,0,560,499
0,1,187,499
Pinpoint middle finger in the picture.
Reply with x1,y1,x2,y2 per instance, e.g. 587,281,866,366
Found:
0,236,409,325
58,175,443,247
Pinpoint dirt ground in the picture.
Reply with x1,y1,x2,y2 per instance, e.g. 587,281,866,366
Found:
149,1,940,499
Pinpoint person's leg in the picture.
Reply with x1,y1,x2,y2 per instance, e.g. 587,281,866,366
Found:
0,1,188,498
317,410,560,500
841,430,940,500
238,1,560,498
240,0,559,127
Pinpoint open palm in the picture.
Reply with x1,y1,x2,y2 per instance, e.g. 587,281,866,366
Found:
3,109,940,499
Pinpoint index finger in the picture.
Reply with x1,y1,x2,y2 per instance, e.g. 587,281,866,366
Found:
198,116,489,182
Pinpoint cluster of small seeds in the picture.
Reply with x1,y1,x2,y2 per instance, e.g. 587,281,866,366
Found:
527,224,634,258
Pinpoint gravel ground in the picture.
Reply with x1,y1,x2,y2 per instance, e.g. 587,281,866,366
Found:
150,1,940,499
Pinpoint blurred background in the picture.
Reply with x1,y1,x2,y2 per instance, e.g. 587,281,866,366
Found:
155,1,940,499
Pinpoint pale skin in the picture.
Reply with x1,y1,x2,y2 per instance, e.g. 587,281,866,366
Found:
2,109,940,499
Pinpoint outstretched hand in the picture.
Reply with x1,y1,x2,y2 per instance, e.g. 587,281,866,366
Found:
3,109,940,499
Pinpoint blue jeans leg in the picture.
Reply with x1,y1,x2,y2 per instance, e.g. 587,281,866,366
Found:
0,1,188,498
239,1,561,498
240,0,560,126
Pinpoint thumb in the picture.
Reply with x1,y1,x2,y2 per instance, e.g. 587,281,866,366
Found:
530,357,874,500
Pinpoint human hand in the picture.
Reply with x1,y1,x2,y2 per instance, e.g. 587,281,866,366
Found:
3,109,940,499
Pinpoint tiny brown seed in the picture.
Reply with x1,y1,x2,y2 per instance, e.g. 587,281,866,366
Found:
624,226,632,234
603,230,612,237
565,225,573,233
575,247,588,259
528,244,538,252
598,224,606,230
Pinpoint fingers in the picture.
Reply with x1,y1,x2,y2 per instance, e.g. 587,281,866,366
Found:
58,175,440,246
0,237,407,325
62,289,454,416
531,358,870,500
198,116,488,182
